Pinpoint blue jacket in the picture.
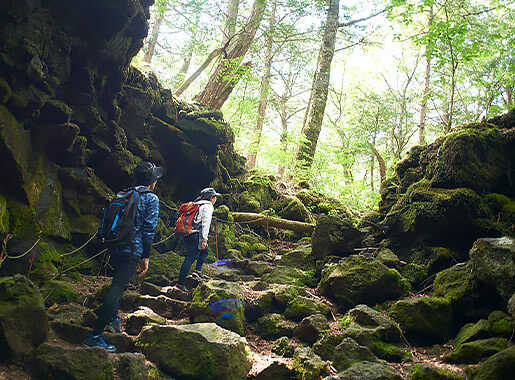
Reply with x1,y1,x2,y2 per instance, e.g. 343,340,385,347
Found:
118,191,160,258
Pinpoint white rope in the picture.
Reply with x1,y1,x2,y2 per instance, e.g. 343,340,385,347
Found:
61,233,97,257
6,238,41,259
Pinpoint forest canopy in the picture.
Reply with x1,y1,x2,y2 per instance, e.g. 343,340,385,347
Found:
133,0,515,210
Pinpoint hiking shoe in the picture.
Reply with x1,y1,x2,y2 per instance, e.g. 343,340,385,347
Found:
105,316,122,334
192,271,208,280
83,333,116,353
173,283,189,293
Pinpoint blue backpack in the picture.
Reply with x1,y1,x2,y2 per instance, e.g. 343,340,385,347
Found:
98,186,152,245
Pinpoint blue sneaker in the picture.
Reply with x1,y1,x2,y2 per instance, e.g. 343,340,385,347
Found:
105,316,122,334
83,333,116,352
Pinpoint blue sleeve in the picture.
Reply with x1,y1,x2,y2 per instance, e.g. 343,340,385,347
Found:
142,193,160,258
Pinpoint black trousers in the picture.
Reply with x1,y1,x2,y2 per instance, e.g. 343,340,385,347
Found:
177,233,209,285
93,253,139,335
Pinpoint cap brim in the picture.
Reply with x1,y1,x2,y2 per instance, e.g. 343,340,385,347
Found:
153,166,164,180
215,192,221,197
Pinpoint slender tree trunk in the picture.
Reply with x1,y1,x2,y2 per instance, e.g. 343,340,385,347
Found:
295,0,339,175
370,152,375,191
223,0,240,45
506,86,513,108
370,144,386,184
447,61,457,133
247,0,277,169
178,13,200,76
194,0,267,109
143,7,165,64
278,103,288,178
418,3,433,145
174,48,224,97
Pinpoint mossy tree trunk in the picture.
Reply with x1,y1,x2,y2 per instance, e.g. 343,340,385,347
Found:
194,0,267,110
247,0,277,169
294,0,339,176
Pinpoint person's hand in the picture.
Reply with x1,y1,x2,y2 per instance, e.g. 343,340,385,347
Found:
137,258,149,277
200,239,208,250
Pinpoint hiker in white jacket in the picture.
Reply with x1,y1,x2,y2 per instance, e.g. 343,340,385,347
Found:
174,188,220,292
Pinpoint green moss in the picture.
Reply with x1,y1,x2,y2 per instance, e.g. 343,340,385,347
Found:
399,263,428,290
409,364,464,380
256,313,295,340
388,296,454,345
272,336,295,357
488,311,514,337
445,337,509,364
0,194,9,233
368,339,410,362
433,263,473,301
8,201,39,239
39,280,79,306
0,78,11,104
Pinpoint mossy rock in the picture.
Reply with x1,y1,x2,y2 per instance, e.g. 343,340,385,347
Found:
272,336,296,357
472,346,515,380
313,333,346,361
388,296,454,345
275,195,313,223
137,323,252,380
0,275,48,359
453,319,491,346
256,313,295,340
238,191,261,212
469,237,515,301
263,266,316,287
284,295,330,322
487,310,514,337
318,255,410,310
277,244,315,271
427,247,458,274
324,361,402,380
292,347,329,380
39,280,79,306
312,214,362,260
377,248,401,268
294,314,329,344
35,343,114,380
408,364,464,380
332,337,378,371
190,280,246,335
144,251,183,286
0,77,12,104
399,263,428,290
444,337,509,364
0,194,9,233
295,188,348,215
433,262,504,323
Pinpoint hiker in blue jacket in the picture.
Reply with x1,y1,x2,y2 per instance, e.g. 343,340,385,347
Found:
174,187,220,292
84,161,162,352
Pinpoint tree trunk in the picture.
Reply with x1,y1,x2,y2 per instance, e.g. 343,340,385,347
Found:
506,86,513,108
174,48,224,97
418,3,433,146
370,152,375,191
232,212,315,234
178,13,200,76
143,7,165,64
277,103,288,178
247,0,277,169
223,0,240,45
194,0,267,109
370,144,386,184
295,0,339,175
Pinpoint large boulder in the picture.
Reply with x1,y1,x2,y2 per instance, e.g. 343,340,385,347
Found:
408,364,464,380
35,343,114,380
318,255,410,310
323,361,402,380
388,296,454,345
472,346,515,380
332,338,378,371
190,280,246,335
433,262,504,323
312,214,362,260
444,337,509,364
125,306,166,336
508,293,515,318
137,323,252,380
0,274,48,359
469,237,515,301
255,313,295,340
293,314,329,344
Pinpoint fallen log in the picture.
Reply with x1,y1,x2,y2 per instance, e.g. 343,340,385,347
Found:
232,212,315,234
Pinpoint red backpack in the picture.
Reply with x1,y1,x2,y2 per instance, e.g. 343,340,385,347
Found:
174,202,201,235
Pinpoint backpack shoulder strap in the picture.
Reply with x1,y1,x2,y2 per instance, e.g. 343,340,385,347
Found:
134,186,154,194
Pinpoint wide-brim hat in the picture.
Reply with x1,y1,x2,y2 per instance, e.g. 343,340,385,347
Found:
200,187,221,199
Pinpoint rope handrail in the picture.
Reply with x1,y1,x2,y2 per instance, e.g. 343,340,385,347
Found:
61,233,98,257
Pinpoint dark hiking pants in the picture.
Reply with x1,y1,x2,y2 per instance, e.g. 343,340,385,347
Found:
177,232,208,285
93,253,139,335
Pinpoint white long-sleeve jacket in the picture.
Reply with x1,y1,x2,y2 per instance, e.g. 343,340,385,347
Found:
192,200,214,243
